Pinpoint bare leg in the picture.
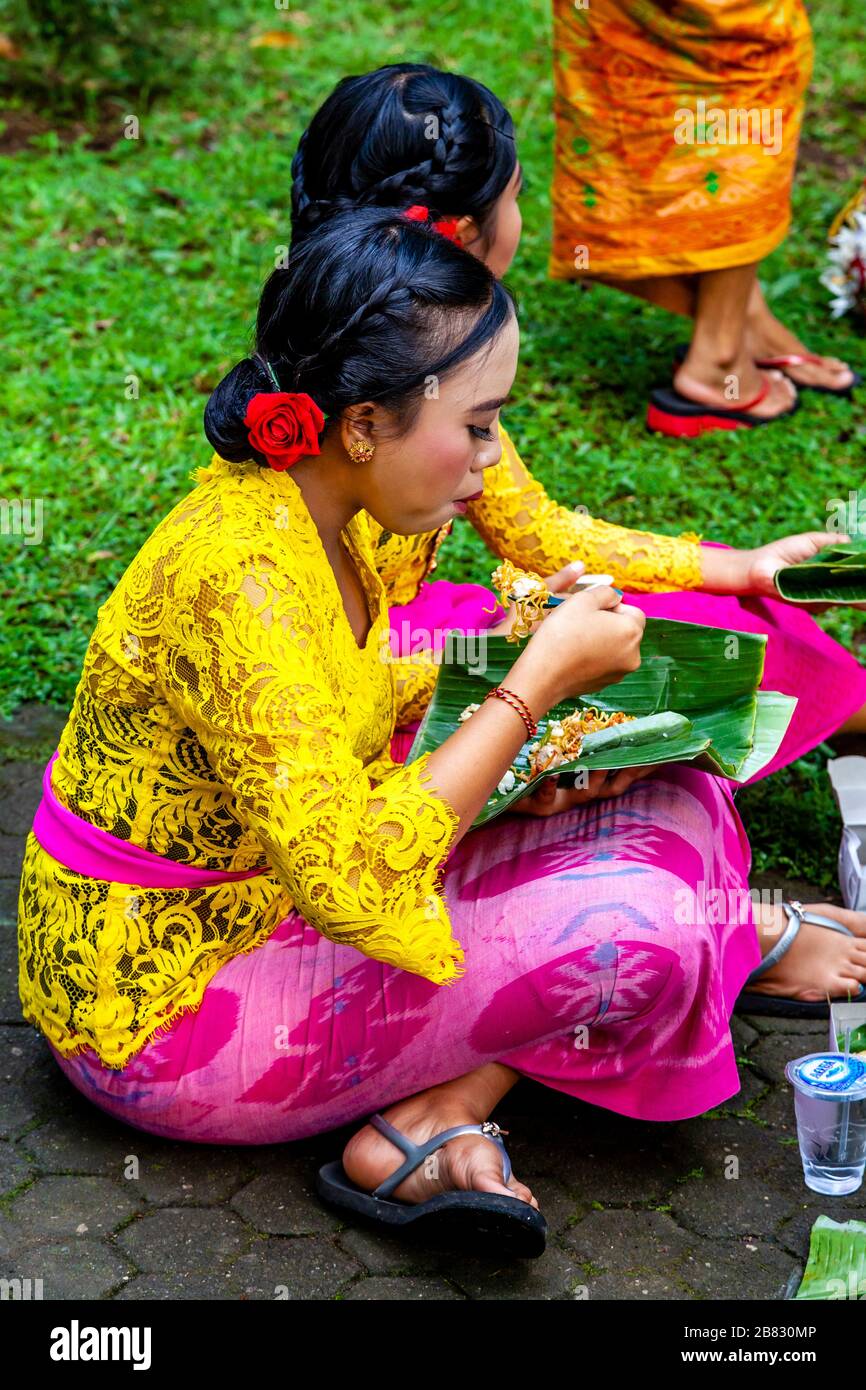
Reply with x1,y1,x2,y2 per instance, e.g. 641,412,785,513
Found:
342,1061,539,1206
672,261,797,418
745,279,856,390
748,901,866,1002
596,267,854,392
837,702,866,735
593,272,698,317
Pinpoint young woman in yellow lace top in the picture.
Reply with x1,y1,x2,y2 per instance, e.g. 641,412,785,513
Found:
289,63,866,763
19,203,866,1259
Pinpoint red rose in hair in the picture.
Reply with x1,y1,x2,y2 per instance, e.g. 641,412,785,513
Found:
402,205,462,246
243,392,324,471
431,216,461,246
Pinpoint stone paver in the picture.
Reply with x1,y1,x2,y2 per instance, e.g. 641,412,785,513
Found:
230,1167,342,1235
0,715,858,1299
344,1275,464,1299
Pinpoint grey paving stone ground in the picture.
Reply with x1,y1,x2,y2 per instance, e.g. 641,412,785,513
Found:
0,704,861,1301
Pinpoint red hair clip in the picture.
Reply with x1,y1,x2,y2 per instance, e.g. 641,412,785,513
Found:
402,204,462,246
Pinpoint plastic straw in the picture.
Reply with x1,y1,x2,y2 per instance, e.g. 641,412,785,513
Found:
840,1029,852,1162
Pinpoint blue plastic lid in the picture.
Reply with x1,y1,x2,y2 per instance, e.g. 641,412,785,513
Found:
785,1052,866,1099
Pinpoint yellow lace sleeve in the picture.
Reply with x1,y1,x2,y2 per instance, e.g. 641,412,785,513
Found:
466,426,705,593
162,559,465,986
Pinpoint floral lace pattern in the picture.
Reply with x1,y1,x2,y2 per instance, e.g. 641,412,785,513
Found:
18,458,463,1070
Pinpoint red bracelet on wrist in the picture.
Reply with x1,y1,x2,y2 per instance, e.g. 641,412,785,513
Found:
484,686,538,740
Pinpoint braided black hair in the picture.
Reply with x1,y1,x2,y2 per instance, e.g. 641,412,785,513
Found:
204,204,515,466
290,63,516,245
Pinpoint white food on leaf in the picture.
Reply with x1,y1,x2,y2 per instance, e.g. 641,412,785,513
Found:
497,769,517,795
512,577,544,599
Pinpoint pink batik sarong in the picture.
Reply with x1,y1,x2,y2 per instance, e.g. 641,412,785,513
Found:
41,574,766,1144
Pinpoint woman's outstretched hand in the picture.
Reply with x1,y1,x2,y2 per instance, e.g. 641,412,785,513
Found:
746,531,850,598
700,531,850,600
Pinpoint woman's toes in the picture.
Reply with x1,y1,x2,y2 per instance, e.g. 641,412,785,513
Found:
834,974,866,999
507,1177,539,1208
823,942,866,999
443,1134,536,1206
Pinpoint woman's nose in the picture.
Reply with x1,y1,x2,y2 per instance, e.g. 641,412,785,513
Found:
479,440,504,471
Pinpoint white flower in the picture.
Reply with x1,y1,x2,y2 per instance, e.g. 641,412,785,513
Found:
822,210,866,318
497,769,517,795
459,702,481,722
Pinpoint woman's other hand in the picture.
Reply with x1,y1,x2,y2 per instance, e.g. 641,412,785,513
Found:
747,531,850,598
510,763,661,816
700,531,850,600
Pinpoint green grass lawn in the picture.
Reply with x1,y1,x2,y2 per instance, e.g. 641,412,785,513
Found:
1,0,865,887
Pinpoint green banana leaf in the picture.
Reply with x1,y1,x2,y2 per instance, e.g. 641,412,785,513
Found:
406,617,797,826
793,1216,866,1299
775,538,866,603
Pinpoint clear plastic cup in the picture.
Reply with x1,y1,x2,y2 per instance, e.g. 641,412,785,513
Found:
785,1053,866,1196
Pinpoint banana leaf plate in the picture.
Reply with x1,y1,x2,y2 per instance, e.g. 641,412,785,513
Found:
789,1216,866,1299
775,538,866,604
405,616,797,826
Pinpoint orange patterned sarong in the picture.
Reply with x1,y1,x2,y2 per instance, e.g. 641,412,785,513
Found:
550,0,814,279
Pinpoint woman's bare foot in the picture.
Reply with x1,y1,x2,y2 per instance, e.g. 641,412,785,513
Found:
673,354,797,419
342,1077,538,1208
748,903,866,1002
745,286,856,391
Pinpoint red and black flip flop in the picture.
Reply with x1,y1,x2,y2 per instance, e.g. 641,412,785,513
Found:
672,341,860,397
646,376,800,438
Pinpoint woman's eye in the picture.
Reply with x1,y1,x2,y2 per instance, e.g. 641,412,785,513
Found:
470,425,495,441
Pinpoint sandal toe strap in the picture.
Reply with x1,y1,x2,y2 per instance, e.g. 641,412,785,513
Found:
746,901,802,984
745,900,857,987
787,900,855,937
369,1116,512,1199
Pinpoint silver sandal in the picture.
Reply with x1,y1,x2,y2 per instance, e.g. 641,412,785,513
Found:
735,899,866,1019
316,1113,547,1258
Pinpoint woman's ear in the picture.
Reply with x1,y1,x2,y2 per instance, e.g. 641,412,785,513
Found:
340,402,377,458
454,214,482,253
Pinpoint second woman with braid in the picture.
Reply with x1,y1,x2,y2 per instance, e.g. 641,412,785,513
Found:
288,63,866,793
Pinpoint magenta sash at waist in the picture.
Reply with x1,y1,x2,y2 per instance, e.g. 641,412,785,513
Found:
32,752,267,889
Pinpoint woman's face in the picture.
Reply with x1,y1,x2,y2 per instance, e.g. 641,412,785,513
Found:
458,158,523,279
359,311,519,536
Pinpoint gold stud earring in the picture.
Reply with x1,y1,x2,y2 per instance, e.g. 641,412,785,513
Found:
348,439,375,463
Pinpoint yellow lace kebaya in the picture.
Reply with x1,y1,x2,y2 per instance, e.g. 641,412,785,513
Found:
371,423,704,605
17,456,464,1070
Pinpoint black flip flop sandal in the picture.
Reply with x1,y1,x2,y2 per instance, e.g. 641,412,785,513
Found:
316,1113,547,1258
647,378,799,437
672,341,861,397
734,899,866,1019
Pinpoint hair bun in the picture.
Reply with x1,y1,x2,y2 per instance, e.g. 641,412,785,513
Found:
203,356,272,463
